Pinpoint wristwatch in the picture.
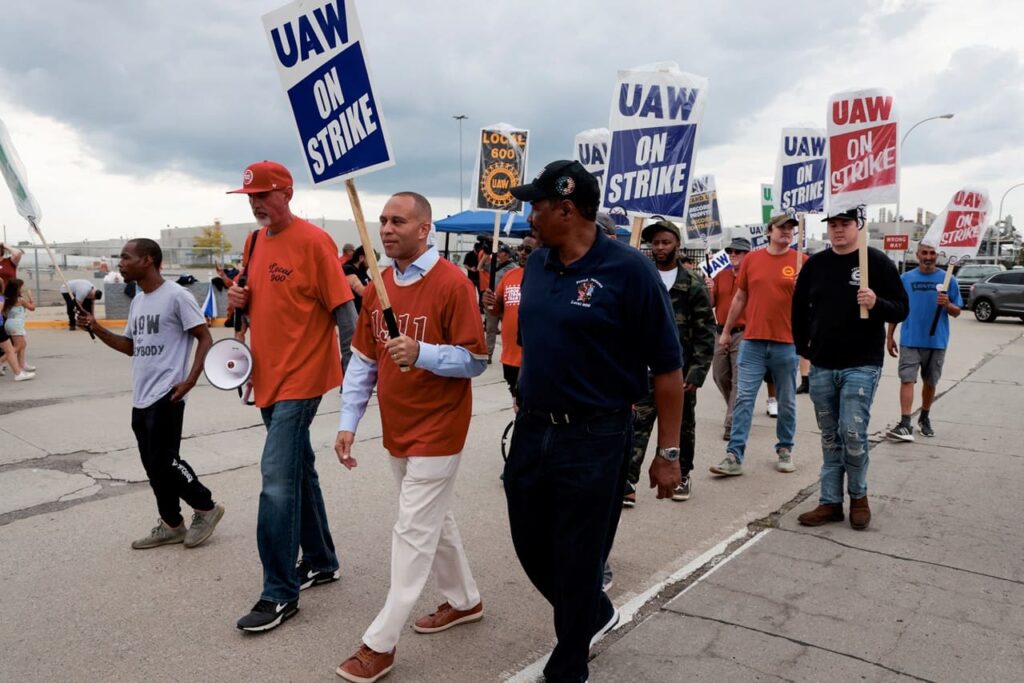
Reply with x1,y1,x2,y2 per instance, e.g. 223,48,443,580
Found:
657,447,681,462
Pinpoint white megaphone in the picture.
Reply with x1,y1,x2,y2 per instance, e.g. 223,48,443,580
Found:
204,338,254,404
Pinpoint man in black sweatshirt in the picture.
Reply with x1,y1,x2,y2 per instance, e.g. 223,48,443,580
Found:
791,207,908,530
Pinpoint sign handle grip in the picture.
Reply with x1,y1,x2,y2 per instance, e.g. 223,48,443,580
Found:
629,216,643,248
928,262,956,336
859,228,870,319
344,179,410,373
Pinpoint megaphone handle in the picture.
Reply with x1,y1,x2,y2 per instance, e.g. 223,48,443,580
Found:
382,308,411,374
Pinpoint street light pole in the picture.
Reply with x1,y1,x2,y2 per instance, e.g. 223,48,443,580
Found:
450,114,468,259
895,113,954,271
996,182,1024,265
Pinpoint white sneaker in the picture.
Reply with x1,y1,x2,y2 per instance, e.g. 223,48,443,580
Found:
23,365,36,372
0,364,6,376
766,398,778,417
14,371,36,382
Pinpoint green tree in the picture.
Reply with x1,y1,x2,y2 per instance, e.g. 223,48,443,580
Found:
193,221,231,261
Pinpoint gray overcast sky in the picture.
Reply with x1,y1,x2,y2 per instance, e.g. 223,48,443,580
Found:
0,0,1021,243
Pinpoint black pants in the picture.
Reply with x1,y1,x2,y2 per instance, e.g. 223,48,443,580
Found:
132,392,214,527
503,409,631,683
502,363,520,398
62,293,93,330
626,387,697,487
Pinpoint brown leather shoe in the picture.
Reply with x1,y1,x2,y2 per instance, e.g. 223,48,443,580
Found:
849,496,871,530
413,601,483,634
336,644,395,683
797,503,844,526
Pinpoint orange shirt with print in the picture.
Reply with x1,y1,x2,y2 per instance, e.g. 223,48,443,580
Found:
495,266,524,367
352,258,487,457
735,248,808,344
243,218,354,407
712,267,746,328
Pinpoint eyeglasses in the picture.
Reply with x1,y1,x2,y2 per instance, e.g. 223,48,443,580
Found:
518,246,534,254
725,249,747,255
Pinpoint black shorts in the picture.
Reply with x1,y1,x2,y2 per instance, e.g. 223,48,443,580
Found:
0,325,9,344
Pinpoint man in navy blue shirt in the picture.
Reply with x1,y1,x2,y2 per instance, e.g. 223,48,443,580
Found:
504,160,684,683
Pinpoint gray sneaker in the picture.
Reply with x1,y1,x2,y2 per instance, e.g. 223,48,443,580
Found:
132,519,186,549
672,476,691,501
709,455,743,476
776,448,796,473
184,503,225,548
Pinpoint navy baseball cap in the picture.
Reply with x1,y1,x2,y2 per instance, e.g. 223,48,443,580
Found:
510,160,601,207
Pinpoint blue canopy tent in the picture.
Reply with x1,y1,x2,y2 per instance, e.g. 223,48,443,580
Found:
433,208,533,237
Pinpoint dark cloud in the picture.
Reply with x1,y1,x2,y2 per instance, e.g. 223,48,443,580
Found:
901,46,1024,167
0,0,986,208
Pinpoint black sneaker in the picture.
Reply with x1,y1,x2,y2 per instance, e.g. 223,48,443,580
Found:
236,598,299,632
296,561,340,591
918,417,935,437
796,379,809,394
886,423,914,442
622,480,636,508
590,594,620,650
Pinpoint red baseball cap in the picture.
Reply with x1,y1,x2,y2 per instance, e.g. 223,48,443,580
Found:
226,161,293,194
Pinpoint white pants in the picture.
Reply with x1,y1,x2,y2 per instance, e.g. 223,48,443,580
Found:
362,453,480,653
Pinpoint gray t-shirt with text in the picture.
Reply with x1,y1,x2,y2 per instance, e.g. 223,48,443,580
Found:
124,282,206,408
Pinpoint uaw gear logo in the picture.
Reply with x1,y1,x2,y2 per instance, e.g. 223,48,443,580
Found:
782,265,796,278
243,169,254,185
849,267,861,286
555,176,575,196
480,162,520,209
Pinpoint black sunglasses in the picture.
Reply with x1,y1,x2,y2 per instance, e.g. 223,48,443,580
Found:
725,248,747,255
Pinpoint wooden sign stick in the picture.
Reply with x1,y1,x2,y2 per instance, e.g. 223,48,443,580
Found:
859,226,870,319
796,213,805,274
489,211,501,291
629,215,644,248
345,178,409,372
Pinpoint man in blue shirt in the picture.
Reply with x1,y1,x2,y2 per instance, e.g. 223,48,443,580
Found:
885,240,962,441
504,160,684,683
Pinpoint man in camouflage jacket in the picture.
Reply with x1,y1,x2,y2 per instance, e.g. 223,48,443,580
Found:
623,220,717,505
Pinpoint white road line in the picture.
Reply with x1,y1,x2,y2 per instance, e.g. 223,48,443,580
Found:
505,526,771,682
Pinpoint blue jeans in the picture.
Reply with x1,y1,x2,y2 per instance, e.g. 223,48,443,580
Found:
503,409,631,683
257,397,338,602
808,365,881,504
727,340,798,463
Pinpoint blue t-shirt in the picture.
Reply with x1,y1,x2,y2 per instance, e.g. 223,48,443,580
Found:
898,268,962,350
517,228,683,412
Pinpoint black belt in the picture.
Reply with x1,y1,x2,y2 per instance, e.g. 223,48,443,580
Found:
521,407,629,425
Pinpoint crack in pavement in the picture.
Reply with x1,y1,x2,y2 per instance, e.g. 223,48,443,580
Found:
776,528,1024,587
671,611,937,682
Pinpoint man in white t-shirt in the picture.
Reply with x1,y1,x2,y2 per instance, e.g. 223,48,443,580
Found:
60,278,101,331
77,238,224,549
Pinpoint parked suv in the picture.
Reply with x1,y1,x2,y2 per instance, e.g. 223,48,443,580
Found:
969,271,1024,322
955,264,1004,306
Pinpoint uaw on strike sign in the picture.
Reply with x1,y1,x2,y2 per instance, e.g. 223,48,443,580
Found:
774,126,826,213
604,63,707,219
921,187,992,260
827,88,899,211
262,0,394,184
473,124,528,212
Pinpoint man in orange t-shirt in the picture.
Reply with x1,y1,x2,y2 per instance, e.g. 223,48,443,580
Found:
483,235,536,400
333,192,487,683
226,161,357,633
708,236,751,439
711,214,807,477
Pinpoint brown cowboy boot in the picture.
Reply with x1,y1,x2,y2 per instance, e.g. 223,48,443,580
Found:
797,503,844,526
849,496,871,530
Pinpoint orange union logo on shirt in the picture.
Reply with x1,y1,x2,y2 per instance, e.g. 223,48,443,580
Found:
782,265,796,278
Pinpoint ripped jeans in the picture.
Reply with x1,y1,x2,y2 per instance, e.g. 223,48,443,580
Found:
808,365,881,504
